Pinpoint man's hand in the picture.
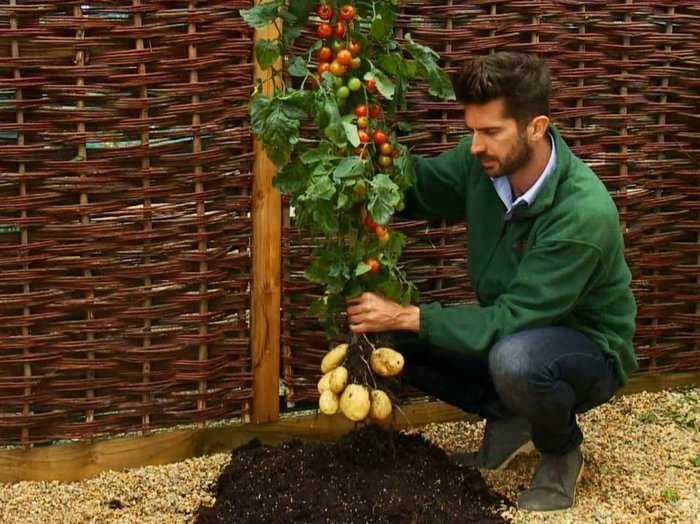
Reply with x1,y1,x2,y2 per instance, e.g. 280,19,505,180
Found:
346,292,420,334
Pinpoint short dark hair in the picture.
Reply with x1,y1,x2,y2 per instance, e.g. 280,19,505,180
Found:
452,52,551,127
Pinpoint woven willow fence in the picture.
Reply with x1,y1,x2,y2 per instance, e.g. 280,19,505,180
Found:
282,0,700,405
0,1,698,446
0,1,255,445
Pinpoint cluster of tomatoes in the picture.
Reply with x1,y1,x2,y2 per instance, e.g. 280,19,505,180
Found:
314,2,397,172
314,3,399,274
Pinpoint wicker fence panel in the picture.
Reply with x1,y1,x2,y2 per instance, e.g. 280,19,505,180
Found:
0,1,254,445
281,0,700,406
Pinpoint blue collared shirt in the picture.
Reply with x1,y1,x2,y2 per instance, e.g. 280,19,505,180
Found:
492,133,557,220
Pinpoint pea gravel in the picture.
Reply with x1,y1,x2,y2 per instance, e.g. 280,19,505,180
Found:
0,388,697,524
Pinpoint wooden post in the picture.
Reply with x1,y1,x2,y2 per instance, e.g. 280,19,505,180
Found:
251,0,281,423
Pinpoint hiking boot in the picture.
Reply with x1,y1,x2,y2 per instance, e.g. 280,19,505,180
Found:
517,445,584,511
450,417,534,470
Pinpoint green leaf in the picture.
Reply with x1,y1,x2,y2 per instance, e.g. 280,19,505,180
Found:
273,159,309,195
355,262,371,276
300,142,335,165
392,143,415,191
314,76,347,147
254,39,280,69
240,1,282,29
692,456,700,467
250,94,305,166
288,0,316,22
287,56,309,77
304,176,335,201
404,33,455,100
364,68,395,100
370,5,395,41
368,174,401,225
342,121,360,147
332,157,364,182
279,9,302,45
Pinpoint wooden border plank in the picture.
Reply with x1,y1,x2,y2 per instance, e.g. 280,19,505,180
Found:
0,373,696,482
251,0,282,424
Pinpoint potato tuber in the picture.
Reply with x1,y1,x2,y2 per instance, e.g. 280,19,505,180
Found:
329,366,348,394
370,347,404,377
321,343,348,373
370,389,392,420
319,390,339,415
317,372,332,394
339,384,371,421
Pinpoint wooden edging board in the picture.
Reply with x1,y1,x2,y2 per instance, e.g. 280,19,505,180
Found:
0,372,697,483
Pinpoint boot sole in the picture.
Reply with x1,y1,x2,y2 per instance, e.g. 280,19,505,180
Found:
496,439,536,471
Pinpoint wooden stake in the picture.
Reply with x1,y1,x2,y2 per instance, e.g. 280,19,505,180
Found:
251,0,282,423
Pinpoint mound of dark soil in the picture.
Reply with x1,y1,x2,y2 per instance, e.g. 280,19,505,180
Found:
196,425,509,523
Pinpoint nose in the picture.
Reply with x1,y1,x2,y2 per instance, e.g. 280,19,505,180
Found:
470,133,486,156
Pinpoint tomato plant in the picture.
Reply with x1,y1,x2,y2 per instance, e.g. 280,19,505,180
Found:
243,0,455,335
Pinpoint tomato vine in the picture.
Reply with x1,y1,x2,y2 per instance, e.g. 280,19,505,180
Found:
242,0,455,336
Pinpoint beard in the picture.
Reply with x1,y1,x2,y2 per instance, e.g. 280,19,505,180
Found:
479,133,533,178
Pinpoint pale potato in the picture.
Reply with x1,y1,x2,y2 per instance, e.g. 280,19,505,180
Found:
321,343,348,373
339,384,371,422
318,390,339,415
370,389,392,420
329,366,348,394
370,347,404,377
317,372,332,394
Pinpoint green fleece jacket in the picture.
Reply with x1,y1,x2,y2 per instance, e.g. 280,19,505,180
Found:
405,125,638,384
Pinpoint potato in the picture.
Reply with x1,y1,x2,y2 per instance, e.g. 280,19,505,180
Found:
339,384,371,422
370,347,404,377
317,372,332,394
319,390,339,415
370,389,392,420
321,343,348,373
329,366,348,394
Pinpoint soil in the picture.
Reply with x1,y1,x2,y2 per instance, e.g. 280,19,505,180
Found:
196,425,509,524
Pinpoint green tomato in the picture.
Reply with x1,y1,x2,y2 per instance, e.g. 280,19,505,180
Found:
336,86,350,99
347,77,362,91
333,76,344,88
332,40,345,53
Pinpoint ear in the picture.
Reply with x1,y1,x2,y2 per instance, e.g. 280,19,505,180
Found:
528,115,550,141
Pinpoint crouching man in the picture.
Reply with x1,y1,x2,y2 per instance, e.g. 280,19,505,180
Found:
346,52,637,511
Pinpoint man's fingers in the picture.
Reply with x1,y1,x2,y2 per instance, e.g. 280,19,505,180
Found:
346,304,365,316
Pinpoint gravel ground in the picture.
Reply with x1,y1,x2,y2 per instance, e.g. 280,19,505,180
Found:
0,388,697,523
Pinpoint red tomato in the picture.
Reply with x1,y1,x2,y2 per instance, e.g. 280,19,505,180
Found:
318,23,333,39
365,79,377,93
329,60,347,76
373,130,387,146
369,104,381,118
348,41,361,56
375,225,390,243
317,62,331,75
367,258,381,273
335,21,347,38
336,49,353,66
317,47,332,63
316,4,333,20
340,4,356,21
364,214,378,231
358,130,370,143
354,104,368,117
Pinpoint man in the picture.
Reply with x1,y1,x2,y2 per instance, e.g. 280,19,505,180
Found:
346,52,637,512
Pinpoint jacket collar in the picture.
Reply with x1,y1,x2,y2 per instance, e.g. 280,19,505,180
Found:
515,123,571,219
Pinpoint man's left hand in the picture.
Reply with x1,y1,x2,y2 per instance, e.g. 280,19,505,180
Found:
346,292,420,333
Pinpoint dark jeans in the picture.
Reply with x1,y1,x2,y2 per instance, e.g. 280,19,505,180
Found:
392,326,619,455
